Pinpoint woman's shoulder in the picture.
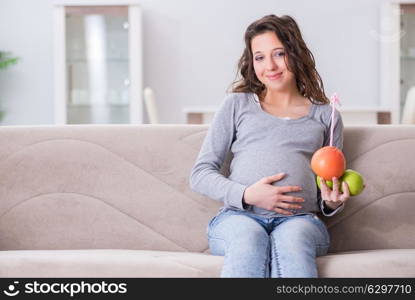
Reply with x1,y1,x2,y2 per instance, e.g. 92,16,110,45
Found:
223,92,254,101
313,101,330,113
312,101,342,125
220,92,255,108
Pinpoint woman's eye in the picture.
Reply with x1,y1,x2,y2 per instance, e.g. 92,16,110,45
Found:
274,51,285,57
254,56,263,61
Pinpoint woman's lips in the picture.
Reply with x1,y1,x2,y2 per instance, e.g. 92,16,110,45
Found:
266,72,282,80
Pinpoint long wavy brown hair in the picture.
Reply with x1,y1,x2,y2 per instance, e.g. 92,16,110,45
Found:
230,14,329,105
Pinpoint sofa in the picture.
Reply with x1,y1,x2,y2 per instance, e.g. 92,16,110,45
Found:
0,124,414,277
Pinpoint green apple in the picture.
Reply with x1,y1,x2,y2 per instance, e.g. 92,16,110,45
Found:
316,170,364,196
340,169,364,196
316,175,334,189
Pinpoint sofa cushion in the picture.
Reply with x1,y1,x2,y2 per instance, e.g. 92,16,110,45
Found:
1,248,414,278
0,249,223,278
317,249,415,277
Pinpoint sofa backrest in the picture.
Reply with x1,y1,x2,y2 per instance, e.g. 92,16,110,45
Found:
325,125,415,252
0,124,414,253
0,125,221,253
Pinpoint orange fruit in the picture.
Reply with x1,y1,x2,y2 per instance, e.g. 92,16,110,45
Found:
311,146,346,181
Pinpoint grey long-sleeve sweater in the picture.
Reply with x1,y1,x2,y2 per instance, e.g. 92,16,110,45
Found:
189,92,344,217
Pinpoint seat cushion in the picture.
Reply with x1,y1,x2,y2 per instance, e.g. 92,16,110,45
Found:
317,249,415,277
0,249,223,277
1,248,414,277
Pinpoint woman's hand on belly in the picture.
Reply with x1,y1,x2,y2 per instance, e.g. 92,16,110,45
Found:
242,173,305,215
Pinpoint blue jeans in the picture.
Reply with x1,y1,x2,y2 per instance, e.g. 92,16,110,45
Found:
207,208,330,278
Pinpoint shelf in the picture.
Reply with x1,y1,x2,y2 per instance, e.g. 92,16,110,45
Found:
66,58,129,62
67,103,129,107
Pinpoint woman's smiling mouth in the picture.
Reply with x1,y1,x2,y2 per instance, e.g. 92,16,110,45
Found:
266,72,283,80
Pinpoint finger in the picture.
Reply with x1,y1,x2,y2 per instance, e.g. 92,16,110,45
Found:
262,173,285,184
341,181,350,199
319,177,329,194
277,185,302,194
276,200,303,210
279,195,305,203
332,177,340,195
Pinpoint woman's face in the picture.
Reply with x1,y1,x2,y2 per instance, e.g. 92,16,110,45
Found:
251,31,296,92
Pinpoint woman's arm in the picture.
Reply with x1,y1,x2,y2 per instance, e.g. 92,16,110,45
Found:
319,109,346,216
189,94,248,210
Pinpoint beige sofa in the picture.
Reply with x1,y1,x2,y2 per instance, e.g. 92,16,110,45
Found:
0,124,414,277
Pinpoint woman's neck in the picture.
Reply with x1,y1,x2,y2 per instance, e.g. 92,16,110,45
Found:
261,88,306,107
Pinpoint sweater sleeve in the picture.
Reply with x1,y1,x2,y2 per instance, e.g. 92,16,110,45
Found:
322,108,344,151
189,94,248,210
319,108,345,217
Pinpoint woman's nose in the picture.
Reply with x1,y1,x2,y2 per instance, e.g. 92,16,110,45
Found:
265,57,278,71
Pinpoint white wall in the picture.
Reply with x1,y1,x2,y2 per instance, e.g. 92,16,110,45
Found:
0,0,389,125
0,0,54,125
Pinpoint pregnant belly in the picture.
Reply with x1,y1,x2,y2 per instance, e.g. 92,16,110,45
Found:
229,154,317,203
